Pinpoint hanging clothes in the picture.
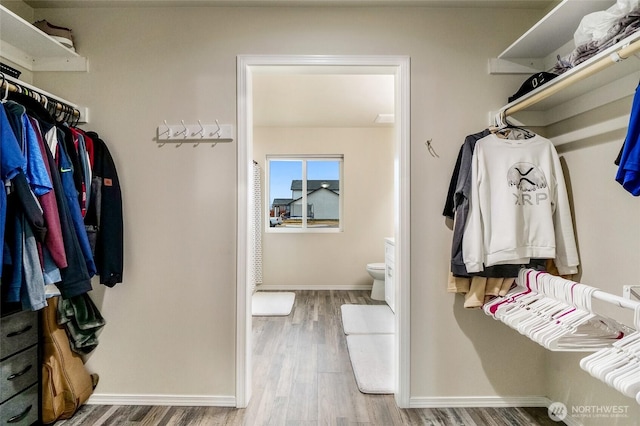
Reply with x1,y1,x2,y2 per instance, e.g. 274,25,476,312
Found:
443,130,552,308
84,131,123,287
0,104,26,274
0,84,121,357
615,82,640,195
462,133,579,275
1,90,123,312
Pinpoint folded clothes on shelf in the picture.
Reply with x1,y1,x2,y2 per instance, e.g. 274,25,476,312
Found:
33,19,75,51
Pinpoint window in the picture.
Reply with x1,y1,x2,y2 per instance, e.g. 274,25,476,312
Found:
267,155,343,232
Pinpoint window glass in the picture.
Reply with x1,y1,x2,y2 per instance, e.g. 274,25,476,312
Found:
267,156,342,231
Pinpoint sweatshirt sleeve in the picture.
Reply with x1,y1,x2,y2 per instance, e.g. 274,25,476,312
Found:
550,150,579,275
462,146,485,273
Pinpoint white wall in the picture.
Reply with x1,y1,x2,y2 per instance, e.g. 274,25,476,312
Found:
254,127,393,289
27,2,562,405
543,98,640,425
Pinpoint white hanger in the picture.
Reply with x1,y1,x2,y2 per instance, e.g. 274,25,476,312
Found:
579,305,640,398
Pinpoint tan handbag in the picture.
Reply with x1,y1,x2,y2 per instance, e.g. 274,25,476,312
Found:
41,296,94,424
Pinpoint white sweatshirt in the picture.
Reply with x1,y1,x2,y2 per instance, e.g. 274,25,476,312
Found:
462,134,579,275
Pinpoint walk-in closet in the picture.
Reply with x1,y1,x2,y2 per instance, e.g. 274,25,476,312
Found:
1,0,639,425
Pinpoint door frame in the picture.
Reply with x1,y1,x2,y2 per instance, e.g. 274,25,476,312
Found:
236,54,411,408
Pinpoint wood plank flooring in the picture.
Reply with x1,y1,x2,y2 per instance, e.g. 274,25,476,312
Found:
56,290,561,425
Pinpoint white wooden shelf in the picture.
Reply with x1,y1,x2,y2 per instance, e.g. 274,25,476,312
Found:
503,32,640,122
491,0,640,146
0,4,87,71
498,0,615,60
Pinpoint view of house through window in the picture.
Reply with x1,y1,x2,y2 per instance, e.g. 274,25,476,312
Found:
267,156,343,230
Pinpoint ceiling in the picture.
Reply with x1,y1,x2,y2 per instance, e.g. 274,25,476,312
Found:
252,68,395,128
24,0,557,9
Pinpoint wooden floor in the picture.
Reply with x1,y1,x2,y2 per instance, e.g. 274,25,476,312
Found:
57,290,561,425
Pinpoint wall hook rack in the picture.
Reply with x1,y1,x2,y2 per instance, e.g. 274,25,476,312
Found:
157,120,234,144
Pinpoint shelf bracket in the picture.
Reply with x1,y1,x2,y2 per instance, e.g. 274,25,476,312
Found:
623,286,640,301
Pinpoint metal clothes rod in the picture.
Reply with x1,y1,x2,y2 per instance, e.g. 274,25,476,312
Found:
524,269,640,312
593,289,640,311
0,73,80,119
503,37,640,118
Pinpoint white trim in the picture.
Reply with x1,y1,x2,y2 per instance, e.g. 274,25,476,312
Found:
409,396,551,408
87,394,236,407
255,284,372,291
237,54,411,409
394,55,411,409
237,55,253,408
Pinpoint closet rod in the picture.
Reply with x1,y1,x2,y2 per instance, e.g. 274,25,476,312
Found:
503,38,640,118
1,73,80,119
593,289,640,311
524,269,640,311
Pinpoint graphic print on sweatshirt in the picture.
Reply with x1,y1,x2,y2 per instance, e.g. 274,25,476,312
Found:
507,162,549,206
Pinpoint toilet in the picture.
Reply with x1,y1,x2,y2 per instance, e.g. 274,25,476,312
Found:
366,263,386,301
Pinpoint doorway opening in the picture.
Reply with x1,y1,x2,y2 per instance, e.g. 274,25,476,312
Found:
237,55,411,408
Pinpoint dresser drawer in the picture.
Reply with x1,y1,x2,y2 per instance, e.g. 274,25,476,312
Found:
0,383,38,426
0,346,38,404
0,311,38,360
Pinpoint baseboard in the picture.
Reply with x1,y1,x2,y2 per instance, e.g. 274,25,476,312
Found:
409,397,582,425
255,284,372,291
409,396,551,408
87,394,236,407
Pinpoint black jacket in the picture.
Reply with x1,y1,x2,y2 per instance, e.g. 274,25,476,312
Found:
85,132,123,286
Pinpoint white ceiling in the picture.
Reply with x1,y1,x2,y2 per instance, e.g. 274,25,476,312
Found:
252,69,395,128
24,0,557,9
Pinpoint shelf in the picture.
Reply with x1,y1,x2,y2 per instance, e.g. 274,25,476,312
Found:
498,0,615,60
503,32,640,121
0,5,87,72
493,34,640,147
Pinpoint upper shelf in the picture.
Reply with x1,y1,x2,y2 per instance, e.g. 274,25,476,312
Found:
499,0,615,60
491,0,640,146
0,4,87,72
504,32,640,115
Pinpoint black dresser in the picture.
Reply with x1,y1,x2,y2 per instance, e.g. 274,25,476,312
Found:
0,303,40,426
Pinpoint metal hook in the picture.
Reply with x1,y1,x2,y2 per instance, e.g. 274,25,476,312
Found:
159,120,171,138
425,139,439,158
211,119,222,138
175,120,188,137
193,120,205,138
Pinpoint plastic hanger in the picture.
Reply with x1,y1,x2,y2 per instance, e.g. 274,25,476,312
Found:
492,111,536,139
1,73,9,104
580,306,640,395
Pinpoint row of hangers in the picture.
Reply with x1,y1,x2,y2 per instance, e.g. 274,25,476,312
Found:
581,305,640,404
483,269,633,352
0,72,81,126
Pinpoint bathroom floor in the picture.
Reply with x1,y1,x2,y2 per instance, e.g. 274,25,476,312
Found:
57,290,561,425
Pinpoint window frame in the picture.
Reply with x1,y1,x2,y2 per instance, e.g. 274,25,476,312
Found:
265,154,344,233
